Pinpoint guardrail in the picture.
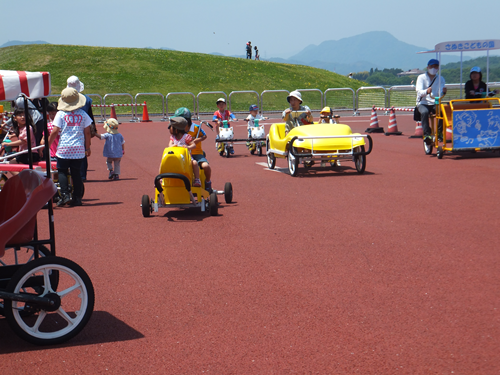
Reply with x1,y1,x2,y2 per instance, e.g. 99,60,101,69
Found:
356,86,387,114
3,83,499,121
324,88,356,115
229,91,260,116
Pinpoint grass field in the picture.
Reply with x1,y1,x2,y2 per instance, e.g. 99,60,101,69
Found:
0,44,364,115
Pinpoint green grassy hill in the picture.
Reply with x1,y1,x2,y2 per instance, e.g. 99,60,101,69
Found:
0,45,363,114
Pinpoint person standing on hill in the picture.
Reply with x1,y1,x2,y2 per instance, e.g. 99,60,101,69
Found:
254,46,259,60
246,41,252,59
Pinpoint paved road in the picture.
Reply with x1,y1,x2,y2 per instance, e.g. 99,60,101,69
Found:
2,114,499,374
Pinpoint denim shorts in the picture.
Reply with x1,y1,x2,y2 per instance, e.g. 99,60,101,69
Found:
192,153,208,165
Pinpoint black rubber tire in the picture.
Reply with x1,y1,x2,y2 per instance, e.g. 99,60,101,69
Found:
437,145,444,159
266,138,276,169
225,145,231,158
424,140,433,155
354,146,366,174
257,144,263,157
287,147,299,177
141,194,151,217
0,245,55,315
4,256,94,346
267,152,276,169
209,192,218,216
224,182,233,203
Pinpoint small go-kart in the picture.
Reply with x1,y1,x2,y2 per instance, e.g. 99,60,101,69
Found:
246,119,266,156
266,111,373,176
216,121,234,158
141,146,233,217
215,120,267,157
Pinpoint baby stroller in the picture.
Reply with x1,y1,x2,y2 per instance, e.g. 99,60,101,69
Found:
0,76,94,345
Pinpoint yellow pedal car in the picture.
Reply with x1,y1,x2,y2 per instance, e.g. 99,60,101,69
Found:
266,112,373,176
141,146,233,217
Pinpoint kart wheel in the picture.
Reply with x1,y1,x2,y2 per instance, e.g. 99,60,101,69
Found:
4,256,94,346
225,145,231,158
217,142,224,157
267,152,276,169
209,192,218,216
250,149,255,155
287,148,299,177
257,144,263,157
354,146,366,174
437,145,444,159
141,194,151,217
424,140,433,155
224,182,233,203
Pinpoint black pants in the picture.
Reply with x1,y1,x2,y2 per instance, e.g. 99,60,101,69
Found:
417,104,443,137
57,157,84,200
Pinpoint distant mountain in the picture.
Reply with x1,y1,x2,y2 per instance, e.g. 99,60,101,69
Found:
272,31,469,75
1,40,49,48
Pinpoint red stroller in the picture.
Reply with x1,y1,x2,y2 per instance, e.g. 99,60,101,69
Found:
0,72,94,345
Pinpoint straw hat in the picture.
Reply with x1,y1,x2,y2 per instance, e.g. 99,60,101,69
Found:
104,118,119,134
58,88,86,112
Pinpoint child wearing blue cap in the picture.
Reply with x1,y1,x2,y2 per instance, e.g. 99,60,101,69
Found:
465,66,498,99
245,104,268,150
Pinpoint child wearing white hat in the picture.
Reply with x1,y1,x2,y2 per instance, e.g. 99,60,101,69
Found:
282,90,313,133
95,119,125,180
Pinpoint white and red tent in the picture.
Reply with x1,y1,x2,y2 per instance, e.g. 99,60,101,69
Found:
0,70,51,101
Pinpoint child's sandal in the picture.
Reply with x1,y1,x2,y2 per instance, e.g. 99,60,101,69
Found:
193,178,201,187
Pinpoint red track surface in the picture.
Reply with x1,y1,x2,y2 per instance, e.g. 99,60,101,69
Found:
2,113,499,374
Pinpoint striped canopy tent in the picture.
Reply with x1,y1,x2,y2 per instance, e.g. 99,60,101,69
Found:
0,70,51,101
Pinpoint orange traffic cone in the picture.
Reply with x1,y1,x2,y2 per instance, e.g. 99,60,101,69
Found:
365,106,384,133
141,101,151,122
409,122,423,138
385,108,402,136
110,104,117,120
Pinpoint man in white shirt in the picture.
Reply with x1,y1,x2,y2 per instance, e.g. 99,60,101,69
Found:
416,59,447,143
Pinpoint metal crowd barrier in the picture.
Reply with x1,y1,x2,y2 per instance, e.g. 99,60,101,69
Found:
136,93,166,121
228,90,260,116
324,88,356,115
165,92,197,120
103,93,136,122
356,86,387,114
4,83,500,124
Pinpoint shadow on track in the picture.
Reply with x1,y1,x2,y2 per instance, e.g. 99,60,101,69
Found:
0,311,144,353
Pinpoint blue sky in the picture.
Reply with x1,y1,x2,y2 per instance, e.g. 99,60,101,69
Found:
2,0,499,59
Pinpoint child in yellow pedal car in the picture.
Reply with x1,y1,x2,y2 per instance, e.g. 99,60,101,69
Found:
173,107,213,193
282,90,313,133
168,117,201,187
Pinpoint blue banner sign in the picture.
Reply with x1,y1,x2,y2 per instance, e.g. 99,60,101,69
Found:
453,109,500,149
433,40,500,53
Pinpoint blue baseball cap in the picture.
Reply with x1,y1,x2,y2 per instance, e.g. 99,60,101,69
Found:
249,104,259,111
470,66,481,73
427,59,439,66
